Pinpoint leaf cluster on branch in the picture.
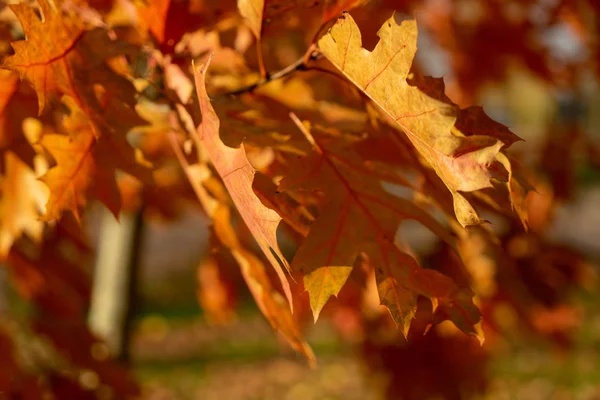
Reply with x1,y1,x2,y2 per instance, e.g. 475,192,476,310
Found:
0,0,598,397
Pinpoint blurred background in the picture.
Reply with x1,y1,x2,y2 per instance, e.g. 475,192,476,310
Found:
1,0,600,399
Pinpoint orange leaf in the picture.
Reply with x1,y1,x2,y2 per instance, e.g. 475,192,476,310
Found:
0,70,38,171
318,13,523,227
193,57,294,309
40,98,150,221
0,152,48,257
136,0,171,43
212,205,315,365
235,246,316,366
169,133,315,364
197,254,237,326
3,0,137,114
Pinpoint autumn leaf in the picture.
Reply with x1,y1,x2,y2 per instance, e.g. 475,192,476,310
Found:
0,152,48,257
281,115,481,339
0,70,38,172
238,0,267,76
238,0,265,40
193,57,294,309
0,0,596,396
136,0,171,43
318,13,523,227
2,0,137,114
41,97,151,221
168,129,315,364
234,246,316,365
197,254,237,326
365,240,482,341
496,153,534,230
212,205,315,366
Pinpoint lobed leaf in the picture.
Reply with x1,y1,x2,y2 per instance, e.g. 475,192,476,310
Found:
2,0,137,114
193,57,294,308
283,117,481,339
318,13,524,227
40,98,151,222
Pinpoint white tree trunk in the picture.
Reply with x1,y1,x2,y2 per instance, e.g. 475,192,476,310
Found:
88,208,142,361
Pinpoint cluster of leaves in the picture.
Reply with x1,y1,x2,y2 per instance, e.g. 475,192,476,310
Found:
0,0,598,398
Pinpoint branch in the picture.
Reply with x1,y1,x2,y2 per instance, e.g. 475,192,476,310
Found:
219,50,320,97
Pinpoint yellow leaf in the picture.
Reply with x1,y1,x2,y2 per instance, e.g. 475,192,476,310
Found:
238,0,264,39
318,13,523,227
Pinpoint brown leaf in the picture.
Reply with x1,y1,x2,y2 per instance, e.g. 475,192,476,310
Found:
281,116,480,339
197,254,237,326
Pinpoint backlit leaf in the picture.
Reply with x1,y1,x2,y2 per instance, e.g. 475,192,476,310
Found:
3,0,136,114
40,97,150,221
193,57,294,308
318,13,523,227
281,117,480,338
238,0,265,39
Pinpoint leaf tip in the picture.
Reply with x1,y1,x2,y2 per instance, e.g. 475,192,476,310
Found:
194,53,215,77
311,307,322,324
473,322,485,346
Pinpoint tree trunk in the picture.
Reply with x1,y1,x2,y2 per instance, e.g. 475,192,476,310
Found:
88,207,143,362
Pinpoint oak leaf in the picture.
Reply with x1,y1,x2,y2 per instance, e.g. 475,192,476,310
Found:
318,13,523,227
40,97,151,221
168,129,315,364
213,206,315,365
2,0,137,114
238,0,267,76
197,254,237,326
193,57,294,309
281,117,481,339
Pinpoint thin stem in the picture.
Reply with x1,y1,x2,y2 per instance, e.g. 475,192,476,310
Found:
289,112,321,154
256,38,268,79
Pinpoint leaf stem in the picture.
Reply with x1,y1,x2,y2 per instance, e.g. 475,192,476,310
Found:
256,38,268,79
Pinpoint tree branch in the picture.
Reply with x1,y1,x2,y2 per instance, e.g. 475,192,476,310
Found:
219,50,320,97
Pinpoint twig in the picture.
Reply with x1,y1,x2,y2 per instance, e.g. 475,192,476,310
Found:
219,50,320,97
